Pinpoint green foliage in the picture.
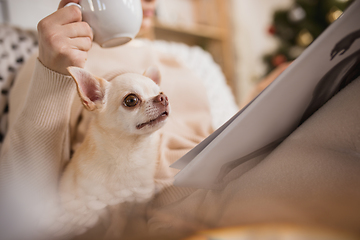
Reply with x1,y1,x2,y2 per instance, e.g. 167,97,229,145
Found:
263,0,354,75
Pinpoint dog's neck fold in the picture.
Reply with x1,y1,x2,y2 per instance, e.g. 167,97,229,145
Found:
85,120,155,158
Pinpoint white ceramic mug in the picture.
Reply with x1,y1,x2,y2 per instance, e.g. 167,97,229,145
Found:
66,0,143,48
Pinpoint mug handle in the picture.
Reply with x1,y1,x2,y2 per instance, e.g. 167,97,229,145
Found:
64,2,82,10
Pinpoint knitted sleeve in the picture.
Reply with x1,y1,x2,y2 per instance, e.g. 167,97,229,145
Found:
0,25,39,149
0,58,76,239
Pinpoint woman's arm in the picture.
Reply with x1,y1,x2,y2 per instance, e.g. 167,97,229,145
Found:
0,53,78,240
0,1,93,238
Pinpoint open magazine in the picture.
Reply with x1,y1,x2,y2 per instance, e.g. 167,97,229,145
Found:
171,0,360,189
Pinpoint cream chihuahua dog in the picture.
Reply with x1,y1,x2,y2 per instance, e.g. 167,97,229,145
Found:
41,66,170,238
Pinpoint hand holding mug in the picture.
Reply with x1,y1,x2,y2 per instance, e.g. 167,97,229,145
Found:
37,0,143,75
37,0,93,75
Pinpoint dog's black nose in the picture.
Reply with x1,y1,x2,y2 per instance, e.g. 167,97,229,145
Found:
154,93,168,106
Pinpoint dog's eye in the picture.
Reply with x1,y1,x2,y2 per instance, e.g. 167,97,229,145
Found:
124,94,139,107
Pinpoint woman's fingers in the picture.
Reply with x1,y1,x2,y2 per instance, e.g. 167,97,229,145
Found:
63,22,93,40
37,2,92,75
55,5,82,25
70,37,93,52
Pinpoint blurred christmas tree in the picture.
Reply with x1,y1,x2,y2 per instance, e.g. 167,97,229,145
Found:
264,0,354,74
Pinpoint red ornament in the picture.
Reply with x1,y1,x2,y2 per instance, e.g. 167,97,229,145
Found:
268,25,276,35
271,54,287,67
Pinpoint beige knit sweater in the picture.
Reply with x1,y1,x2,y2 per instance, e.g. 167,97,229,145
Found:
0,40,216,239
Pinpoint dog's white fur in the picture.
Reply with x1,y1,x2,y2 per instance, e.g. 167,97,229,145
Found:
40,66,170,238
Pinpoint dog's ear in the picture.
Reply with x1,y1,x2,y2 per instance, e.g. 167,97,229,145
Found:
67,67,108,111
143,66,161,85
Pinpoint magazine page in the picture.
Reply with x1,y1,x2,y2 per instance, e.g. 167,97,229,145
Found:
171,102,248,170
172,0,360,189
